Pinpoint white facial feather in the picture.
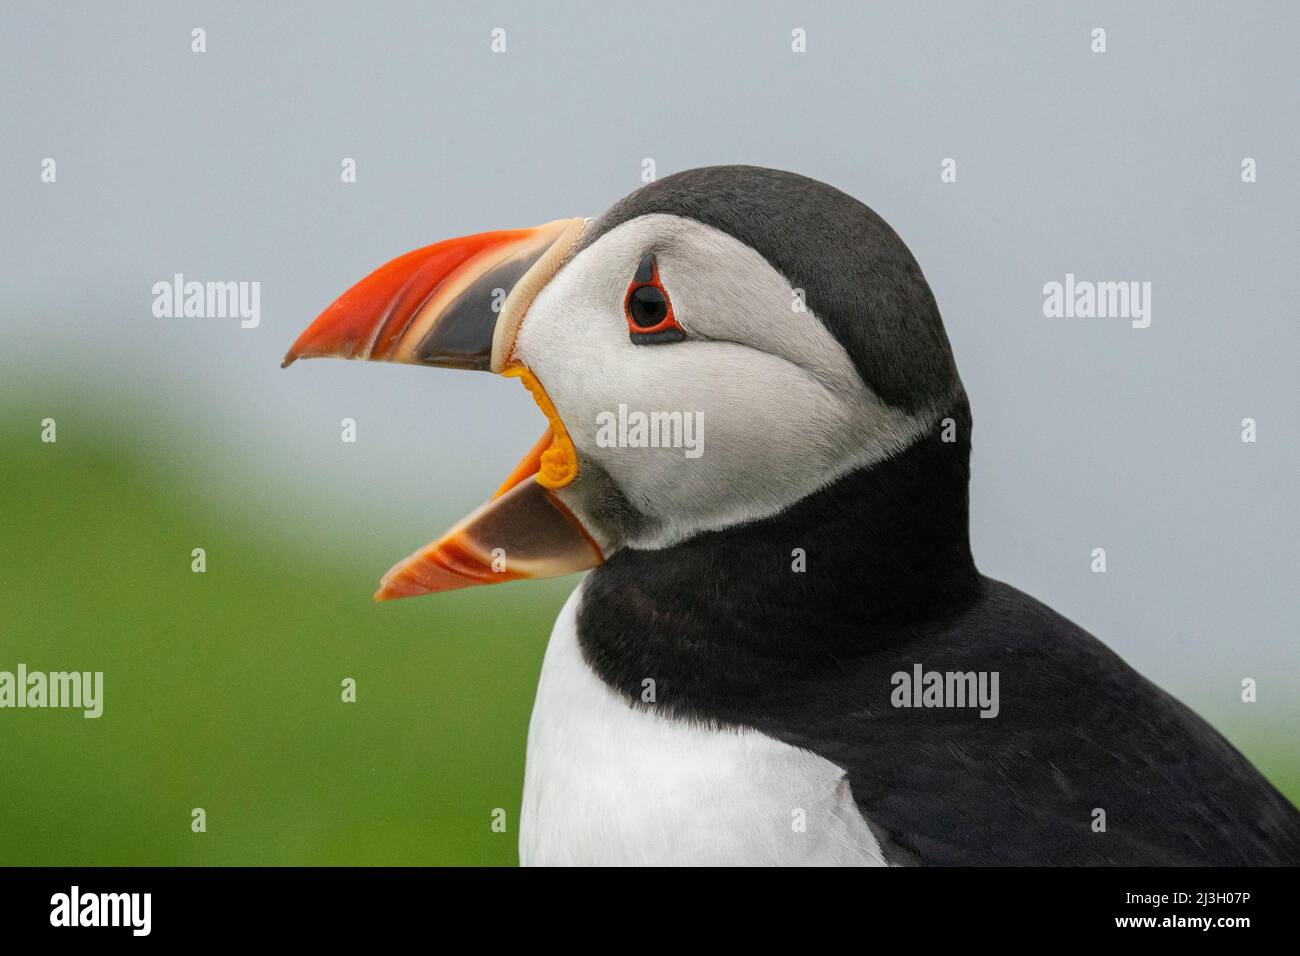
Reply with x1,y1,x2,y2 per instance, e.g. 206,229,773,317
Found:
513,213,937,551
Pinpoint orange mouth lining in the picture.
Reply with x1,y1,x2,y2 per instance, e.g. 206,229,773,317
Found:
492,366,579,498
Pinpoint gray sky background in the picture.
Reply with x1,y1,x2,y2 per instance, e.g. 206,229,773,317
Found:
3,2,1296,707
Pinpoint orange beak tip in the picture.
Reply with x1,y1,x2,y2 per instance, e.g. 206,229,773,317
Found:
373,574,414,603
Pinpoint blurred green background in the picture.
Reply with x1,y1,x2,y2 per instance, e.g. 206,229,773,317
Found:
0,386,578,866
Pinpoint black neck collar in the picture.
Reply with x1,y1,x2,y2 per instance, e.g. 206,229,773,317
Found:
576,398,981,721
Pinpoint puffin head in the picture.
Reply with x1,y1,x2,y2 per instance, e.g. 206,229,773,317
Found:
283,165,966,600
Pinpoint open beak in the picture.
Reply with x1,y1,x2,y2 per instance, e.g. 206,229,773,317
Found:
282,217,602,600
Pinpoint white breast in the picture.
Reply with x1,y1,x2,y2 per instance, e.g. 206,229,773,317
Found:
519,584,887,866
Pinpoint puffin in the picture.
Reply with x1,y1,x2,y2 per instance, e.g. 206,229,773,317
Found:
283,165,1300,866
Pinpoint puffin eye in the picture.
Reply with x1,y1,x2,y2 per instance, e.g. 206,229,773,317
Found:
628,285,668,328
624,254,685,344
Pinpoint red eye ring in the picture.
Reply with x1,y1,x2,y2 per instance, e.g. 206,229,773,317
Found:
624,254,685,342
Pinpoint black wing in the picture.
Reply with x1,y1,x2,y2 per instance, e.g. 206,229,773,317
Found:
809,579,1300,865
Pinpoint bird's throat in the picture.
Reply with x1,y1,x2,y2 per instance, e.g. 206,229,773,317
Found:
576,399,981,718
